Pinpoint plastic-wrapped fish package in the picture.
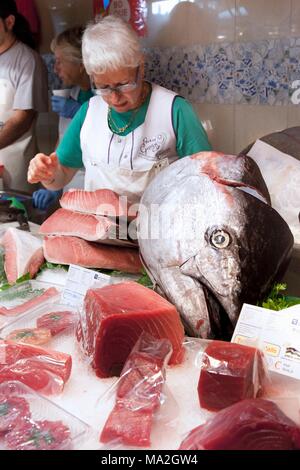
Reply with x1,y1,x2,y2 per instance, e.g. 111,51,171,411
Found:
0,302,78,348
0,340,72,395
173,338,300,450
0,280,61,327
98,332,179,450
0,381,90,450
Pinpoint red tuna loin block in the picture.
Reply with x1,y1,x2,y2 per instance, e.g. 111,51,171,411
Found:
43,236,142,274
0,340,72,394
100,334,172,447
198,341,265,411
76,282,184,377
2,228,44,284
179,398,300,450
60,188,128,217
39,208,118,242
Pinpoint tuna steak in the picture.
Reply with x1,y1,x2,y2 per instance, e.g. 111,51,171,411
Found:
76,281,185,377
100,333,172,447
60,188,128,217
43,236,142,273
1,228,44,284
138,151,294,339
198,341,266,411
39,208,117,241
179,398,300,450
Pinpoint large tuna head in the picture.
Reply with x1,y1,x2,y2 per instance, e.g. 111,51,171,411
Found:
137,152,294,339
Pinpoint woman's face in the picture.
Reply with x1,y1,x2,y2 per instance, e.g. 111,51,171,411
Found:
54,48,82,87
92,65,144,113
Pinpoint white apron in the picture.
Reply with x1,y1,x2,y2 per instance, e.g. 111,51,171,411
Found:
80,83,179,205
0,78,38,193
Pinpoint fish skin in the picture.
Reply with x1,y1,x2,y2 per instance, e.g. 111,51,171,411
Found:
138,152,294,339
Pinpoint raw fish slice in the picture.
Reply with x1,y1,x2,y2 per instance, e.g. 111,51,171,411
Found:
100,334,171,447
2,228,44,284
0,287,59,316
60,188,129,217
43,236,142,274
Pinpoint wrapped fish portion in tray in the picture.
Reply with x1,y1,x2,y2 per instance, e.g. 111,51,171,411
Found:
0,280,61,327
0,381,90,450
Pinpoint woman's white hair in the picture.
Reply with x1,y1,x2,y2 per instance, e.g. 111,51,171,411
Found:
82,15,143,75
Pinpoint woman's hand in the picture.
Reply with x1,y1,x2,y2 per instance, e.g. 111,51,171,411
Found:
28,152,58,184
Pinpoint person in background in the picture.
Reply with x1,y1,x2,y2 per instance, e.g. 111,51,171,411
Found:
32,25,93,211
0,0,48,193
28,15,211,207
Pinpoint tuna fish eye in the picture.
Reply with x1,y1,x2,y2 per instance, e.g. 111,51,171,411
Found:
210,230,231,249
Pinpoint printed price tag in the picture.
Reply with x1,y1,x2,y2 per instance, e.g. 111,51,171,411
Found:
232,303,300,380
61,265,112,307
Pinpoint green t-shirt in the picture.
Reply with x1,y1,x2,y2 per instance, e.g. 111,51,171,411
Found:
77,88,94,104
57,88,212,168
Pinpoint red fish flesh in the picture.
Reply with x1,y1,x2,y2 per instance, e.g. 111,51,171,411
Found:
6,328,52,346
43,236,142,273
76,282,184,377
39,208,118,242
0,340,72,394
36,310,78,336
179,398,300,450
0,396,31,433
5,419,71,450
198,341,266,411
0,287,59,316
100,334,172,447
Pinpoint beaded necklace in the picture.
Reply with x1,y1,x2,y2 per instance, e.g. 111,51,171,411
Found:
107,82,149,134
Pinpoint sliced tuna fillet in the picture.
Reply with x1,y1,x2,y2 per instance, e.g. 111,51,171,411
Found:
0,340,72,394
2,228,44,284
43,236,142,274
39,208,117,242
39,208,135,247
36,310,78,336
60,188,129,217
6,328,52,346
100,334,172,447
198,341,266,411
76,282,184,377
0,287,59,316
179,398,300,450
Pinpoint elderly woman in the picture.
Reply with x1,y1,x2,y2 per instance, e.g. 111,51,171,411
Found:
28,15,211,206
33,25,93,210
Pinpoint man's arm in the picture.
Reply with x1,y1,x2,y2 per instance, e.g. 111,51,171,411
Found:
0,109,36,149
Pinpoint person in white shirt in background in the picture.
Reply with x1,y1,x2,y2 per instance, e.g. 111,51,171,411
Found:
32,25,93,210
0,0,48,193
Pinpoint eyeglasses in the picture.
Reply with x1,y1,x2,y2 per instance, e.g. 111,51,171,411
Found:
93,66,140,96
